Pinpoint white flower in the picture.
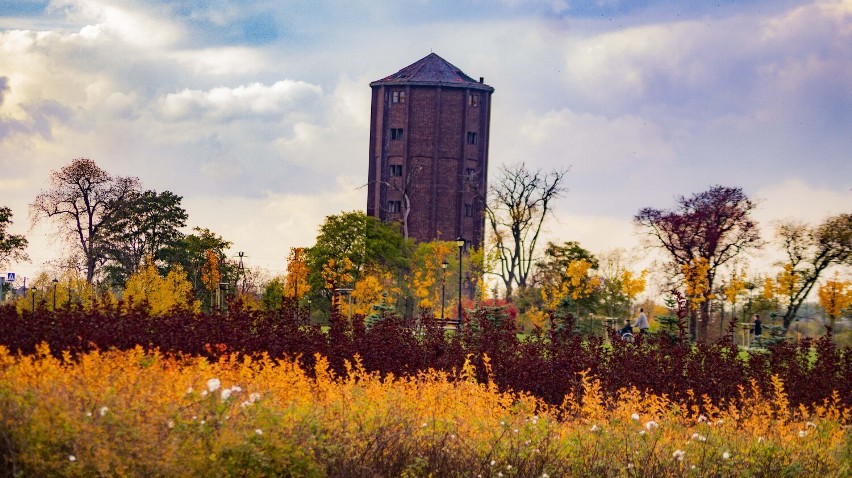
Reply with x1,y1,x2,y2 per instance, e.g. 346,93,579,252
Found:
507,465,512,469
201,391,208,397
207,378,221,392
631,413,640,421
639,430,646,435
85,411,92,417
68,455,76,462
798,430,807,437
490,460,496,466
231,385,242,393
497,473,503,477
513,428,519,434
697,414,708,423
644,420,658,430
542,474,550,478
590,424,599,432
722,451,730,460
186,387,193,395
167,420,174,429
673,449,686,461
500,421,506,426
806,421,816,429
221,389,232,400
255,429,263,435
249,392,261,403
99,406,108,416
715,419,724,425
758,436,765,443
240,401,251,408
691,433,706,442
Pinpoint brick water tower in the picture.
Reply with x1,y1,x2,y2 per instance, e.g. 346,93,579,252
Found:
366,53,493,249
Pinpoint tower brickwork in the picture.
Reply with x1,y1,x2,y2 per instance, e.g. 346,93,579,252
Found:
367,53,493,249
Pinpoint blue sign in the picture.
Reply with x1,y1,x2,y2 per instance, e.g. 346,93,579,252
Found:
6,272,14,282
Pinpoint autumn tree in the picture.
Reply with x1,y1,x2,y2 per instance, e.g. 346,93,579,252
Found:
817,273,852,329
773,214,852,329
285,247,310,299
721,267,748,330
0,206,28,268
30,158,141,281
160,227,233,303
634,185,761,341
541,258,601,316
123,261,197,315
485,163,568,299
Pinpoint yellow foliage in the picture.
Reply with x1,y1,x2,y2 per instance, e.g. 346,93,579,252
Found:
683,257,712,310
0,345,847,476
776,264,799,299
351,268,399,316
124,262,199,314
622,269,647,301
284,247,310,299
724,271,748,305
199,249,220,293
817,273,852,319
542,259,601,309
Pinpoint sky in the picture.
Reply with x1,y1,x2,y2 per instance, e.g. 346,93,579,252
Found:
1,0,851,287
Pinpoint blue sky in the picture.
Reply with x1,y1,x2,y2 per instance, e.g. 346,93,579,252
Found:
1,0,850,285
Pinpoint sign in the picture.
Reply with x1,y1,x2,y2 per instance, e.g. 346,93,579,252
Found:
5,272,14,282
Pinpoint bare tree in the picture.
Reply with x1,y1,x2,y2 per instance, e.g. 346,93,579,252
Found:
774,214,852,329
485,162,568,299
634,185,762,341
30,158,140,282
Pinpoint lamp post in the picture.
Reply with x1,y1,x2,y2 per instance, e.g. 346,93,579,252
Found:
441,260,449,319
307,298,312,324
456,237,465,330
52,278,59,310
31,286,36,311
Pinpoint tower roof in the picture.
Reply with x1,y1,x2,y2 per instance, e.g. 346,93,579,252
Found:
370,53,494,91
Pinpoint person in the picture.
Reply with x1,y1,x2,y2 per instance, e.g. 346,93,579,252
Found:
632,307,650,334
753,314,762,337
619,318,633,336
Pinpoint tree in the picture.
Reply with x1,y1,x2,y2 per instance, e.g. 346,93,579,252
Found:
261,277,286,311
634,185,761,341
100,190,188,287
123,262,197,315
773,214,852,329
817,273,852,330
0,206,28,268
160,227,233,304
30,158,140,281
306,211,410,293
485,163,568,299
284,247,310,299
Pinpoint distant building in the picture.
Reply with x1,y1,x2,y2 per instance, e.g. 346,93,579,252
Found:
366,53,494,249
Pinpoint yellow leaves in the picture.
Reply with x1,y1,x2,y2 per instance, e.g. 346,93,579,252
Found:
817,272,852,319
0,346,849,476
682,257,712,310
124,262,199,315
723,271,748,305
621,269,648,301
542,259,600,308
351,268,398,316
199,249,220,293
284,247,310,299
775,263,799,299
763,277,776,300
321,257,354,291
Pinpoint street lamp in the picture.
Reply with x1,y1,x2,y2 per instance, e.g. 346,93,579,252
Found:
52,278,58,310
307,298,312,324
441,260,449,319
31,286,36,311
456,237,465,330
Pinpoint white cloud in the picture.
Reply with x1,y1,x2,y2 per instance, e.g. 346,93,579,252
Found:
159,81,323,121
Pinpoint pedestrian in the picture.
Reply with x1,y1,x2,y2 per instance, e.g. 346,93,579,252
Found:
632,307,650,334
753,314,762,337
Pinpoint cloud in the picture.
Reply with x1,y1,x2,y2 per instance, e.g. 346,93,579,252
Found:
159,80,323,121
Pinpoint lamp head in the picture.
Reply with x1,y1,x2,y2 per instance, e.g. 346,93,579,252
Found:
441,260,449,270
456,237,465,248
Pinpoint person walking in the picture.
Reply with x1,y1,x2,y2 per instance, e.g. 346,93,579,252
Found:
753,314,763,340
632,307,650,335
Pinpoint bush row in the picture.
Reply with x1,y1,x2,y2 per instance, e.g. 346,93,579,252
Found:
0,300,849,411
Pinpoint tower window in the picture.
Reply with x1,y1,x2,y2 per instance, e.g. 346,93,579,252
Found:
469,94,479,107
391,128,404,140
389,164,403,177
388,201,402,213
464,203,473,217
467,132,477,145
465,168,476,180
391,91,406,104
